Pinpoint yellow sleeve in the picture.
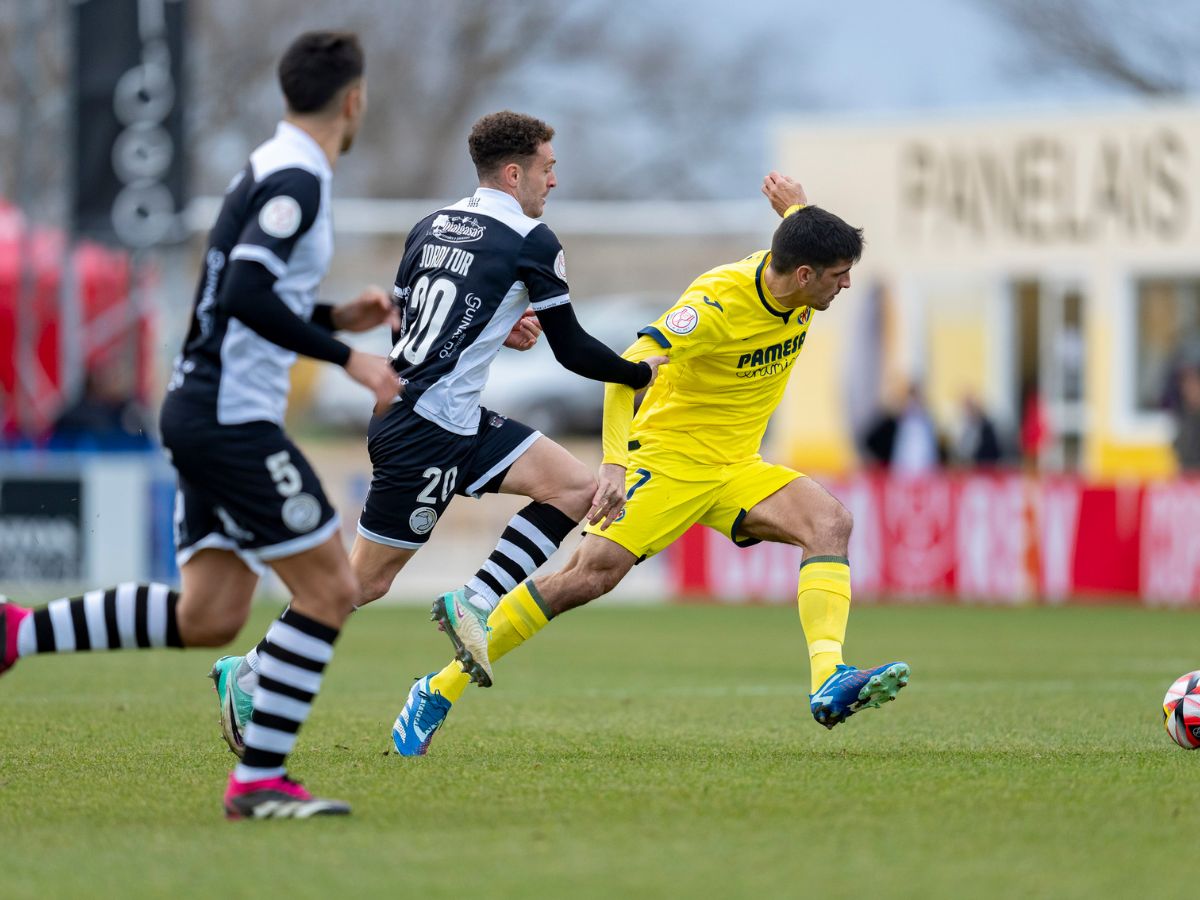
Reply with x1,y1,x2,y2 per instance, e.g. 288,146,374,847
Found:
601,336,665,467
638,290,728,363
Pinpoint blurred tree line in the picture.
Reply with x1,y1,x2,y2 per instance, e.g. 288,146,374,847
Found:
3,0,1197,230
0,0,774,225
980,0,1200,95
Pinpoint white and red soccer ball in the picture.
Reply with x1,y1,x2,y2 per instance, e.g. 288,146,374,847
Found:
1163,671,1200,749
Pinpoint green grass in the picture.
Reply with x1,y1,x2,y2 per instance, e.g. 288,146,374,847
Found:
1,603,1197,899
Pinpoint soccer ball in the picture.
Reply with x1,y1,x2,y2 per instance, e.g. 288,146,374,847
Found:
1163,671,1200,749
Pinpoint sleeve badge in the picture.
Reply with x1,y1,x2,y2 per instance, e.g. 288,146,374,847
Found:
664,305,699,335
259,195,302,238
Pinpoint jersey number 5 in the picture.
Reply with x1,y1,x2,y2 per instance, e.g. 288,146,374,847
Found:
266,450,302,497
390,275,458,367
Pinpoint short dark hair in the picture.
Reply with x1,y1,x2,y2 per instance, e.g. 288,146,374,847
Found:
770,206,864,273
278,31,364,115
468,111,555,180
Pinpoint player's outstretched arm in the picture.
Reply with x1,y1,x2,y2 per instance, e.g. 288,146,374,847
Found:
218,262,401,409
761,171,808,217
537,303,663,388
219,259,353,365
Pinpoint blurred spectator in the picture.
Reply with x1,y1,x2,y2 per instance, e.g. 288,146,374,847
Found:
890,383,942,474
1019,380,1049,468
862,405,898,467
50,363,150,451
1160,335,1200,413
951,393,1003,467
1173,367,1200,471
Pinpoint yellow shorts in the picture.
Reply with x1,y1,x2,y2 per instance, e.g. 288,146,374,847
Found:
584,455,803,560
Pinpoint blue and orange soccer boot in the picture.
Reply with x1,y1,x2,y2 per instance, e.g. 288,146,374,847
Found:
431,589,493,687
809,662,910,729
392,674,452,756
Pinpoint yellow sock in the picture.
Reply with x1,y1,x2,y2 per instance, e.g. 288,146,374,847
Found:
427,581,551,703
796,555,851,692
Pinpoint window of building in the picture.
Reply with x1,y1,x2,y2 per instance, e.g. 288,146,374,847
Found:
1012,279,1086,471
1135,277,1200,412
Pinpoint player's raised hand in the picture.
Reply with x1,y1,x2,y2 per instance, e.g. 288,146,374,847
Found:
333,286,400,332
504,308,541,351
642,355,669,388
588,463,629,530
345,349,402,413
761,172,808,217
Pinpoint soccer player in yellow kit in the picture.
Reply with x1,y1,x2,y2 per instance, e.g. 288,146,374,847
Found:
394,173,909,753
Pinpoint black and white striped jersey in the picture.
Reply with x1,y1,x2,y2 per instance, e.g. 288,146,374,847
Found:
389,188,571,435
169,121,334,426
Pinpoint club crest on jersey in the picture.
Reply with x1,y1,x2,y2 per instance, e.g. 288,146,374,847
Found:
665,305,699,335
410,507,438,535
432,214,485,244
282,493,322,533
259,195,302,238
797,307,812,326
554,249,567,280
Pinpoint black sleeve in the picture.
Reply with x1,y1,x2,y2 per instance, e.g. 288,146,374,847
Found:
219,261,351,366
537,303,652,389
229,167,322,271
311,303,337,332
517,224,572,312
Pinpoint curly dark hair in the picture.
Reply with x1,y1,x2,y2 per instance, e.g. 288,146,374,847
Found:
770,206,864,273
468,111,555,180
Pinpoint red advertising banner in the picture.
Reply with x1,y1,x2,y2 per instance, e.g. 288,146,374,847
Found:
668,473,1188,605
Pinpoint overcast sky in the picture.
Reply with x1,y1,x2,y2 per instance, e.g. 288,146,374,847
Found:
513,0,1181,198
679,0,1140,111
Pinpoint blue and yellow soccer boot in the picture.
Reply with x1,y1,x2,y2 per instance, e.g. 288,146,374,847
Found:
809,662,910,729
392,674,452,756
431,589,493,687
209,655,255,757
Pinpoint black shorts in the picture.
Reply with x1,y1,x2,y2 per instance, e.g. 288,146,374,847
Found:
356,404,540,549
160,394,339,574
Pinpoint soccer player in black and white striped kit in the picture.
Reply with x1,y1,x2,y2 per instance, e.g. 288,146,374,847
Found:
0,31,398,819
213,111,667,757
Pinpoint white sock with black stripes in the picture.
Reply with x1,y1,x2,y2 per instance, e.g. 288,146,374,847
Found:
15,583,182,655
234,607,339,783
464,502,577,614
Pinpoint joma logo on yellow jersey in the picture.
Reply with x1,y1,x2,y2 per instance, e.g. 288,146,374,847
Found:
736,332,806,369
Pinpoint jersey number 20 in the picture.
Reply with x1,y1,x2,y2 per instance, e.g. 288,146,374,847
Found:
391,275,457,366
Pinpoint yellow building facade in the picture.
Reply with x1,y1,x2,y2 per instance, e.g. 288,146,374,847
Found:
772,106,1200,479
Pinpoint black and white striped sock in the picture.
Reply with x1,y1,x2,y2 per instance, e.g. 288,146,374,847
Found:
15,582,181,655
465,502,577,613
235,607,338,783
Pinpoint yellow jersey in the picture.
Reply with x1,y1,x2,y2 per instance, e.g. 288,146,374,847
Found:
608,250,815,471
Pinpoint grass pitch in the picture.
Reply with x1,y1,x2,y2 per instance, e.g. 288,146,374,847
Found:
0,602,1195,899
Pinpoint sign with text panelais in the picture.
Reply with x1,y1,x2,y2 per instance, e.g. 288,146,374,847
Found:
899,121,1189,247
668,473,1185,605
777,107,1200,257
